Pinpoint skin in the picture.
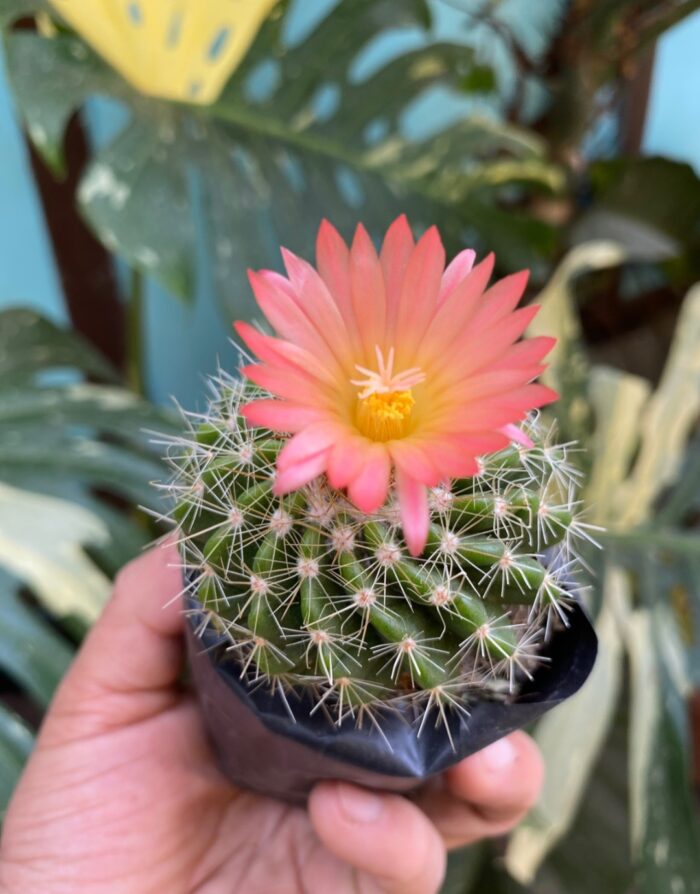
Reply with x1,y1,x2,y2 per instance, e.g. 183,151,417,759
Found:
0,544,544,894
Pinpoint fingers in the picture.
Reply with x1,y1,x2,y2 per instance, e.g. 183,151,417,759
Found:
309,781,446,894
42,541,184,744
416,732,544,849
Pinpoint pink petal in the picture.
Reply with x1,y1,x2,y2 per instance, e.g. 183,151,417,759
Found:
350,224,386,361
441,304,542,380
489,336,556,371
395,226,445,364
380,215,414,341
438,248,476,305
395,469,430,557
240,400,326,433
235,321,338,387
501,424,534,448
316,219,362,351
429,364,547,411
248,270,339,372
277,422,344,471
389,440,442,487
411,432,509,477
281,248,354,368
273,450,329,495
418,253,495,369
468,270,529,331
327,435,370,489
431,383,558,430
347,443,391,513
241,363,332,405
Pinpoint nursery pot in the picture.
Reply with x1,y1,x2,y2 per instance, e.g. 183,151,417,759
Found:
185,599,597,805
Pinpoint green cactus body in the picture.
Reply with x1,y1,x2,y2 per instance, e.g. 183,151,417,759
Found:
164,373,588,725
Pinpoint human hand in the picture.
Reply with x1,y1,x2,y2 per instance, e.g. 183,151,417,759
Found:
0,544,544,894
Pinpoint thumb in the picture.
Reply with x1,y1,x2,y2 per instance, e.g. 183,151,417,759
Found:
41,541,184,746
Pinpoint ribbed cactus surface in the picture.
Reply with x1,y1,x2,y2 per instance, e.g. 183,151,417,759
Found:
163,372,589,728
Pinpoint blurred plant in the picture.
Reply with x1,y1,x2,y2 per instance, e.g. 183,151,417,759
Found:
443,247,700,894
0,308,176,815
0,0,566,318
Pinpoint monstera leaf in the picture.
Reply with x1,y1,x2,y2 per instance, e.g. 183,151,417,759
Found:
504,254,700,894
0,308,176,812
1,0,563,314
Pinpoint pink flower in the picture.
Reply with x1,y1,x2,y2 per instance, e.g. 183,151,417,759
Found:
236,217,557,556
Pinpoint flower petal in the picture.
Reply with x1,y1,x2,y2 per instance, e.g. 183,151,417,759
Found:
389,440,442,487
281,248,354,369
395,225,445,365
380,214,414,341
327,435,370,489
248,269,340,372
241,363,333,405
273,450,329,495
235,321,338,387
277,422,344,471
501,423,534,448
418,253,494,368
347,443,391,513
240,400,326,433
350,224,386,362
395,469,430,557
438,248,476,305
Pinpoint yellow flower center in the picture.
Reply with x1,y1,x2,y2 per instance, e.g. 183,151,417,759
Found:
356,390,414,442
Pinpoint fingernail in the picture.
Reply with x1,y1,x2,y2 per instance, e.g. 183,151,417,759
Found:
480,737,517,771
337,783,383,823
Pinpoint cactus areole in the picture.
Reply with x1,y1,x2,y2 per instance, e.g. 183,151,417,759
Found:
162,219,598,802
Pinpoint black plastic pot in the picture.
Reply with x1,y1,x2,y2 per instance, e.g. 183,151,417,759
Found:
185,601,597,805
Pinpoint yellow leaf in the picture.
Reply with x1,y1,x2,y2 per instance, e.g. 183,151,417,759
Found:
616,284,700,528
586,365,650,526
46,0,279,104
0,483,110,621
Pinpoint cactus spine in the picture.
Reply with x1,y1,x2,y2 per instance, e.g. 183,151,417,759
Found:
162,371,590,729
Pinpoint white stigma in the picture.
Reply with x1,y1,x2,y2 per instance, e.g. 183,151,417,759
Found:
351,345,426,399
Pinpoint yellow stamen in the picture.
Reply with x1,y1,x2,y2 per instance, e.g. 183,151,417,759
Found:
357,390,414,442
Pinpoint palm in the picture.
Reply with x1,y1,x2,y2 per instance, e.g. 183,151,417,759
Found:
8,696,370,894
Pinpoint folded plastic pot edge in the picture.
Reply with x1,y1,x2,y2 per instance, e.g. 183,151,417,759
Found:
185,598,598,804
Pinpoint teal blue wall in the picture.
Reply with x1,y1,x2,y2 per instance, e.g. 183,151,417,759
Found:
1,9,699,408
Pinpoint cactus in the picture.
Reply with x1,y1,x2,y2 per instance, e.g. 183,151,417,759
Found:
161,370,592,733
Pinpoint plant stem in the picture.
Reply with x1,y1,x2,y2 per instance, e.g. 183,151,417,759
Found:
126,267,145,395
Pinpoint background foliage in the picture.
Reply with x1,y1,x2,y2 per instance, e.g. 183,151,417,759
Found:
0,1,699,892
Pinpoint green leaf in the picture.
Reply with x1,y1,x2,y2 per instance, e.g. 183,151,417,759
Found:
0,704,33,816
0,383,177,441
520,699,633,894
0,309,118,385
441,844,486,894
0,573,74,707
460,64,497,94
505,567,626,883
4,4,562,312
0,482,111,621
589,157,700,249
625,601,700,894
0,0,44,28
3,31,124,175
